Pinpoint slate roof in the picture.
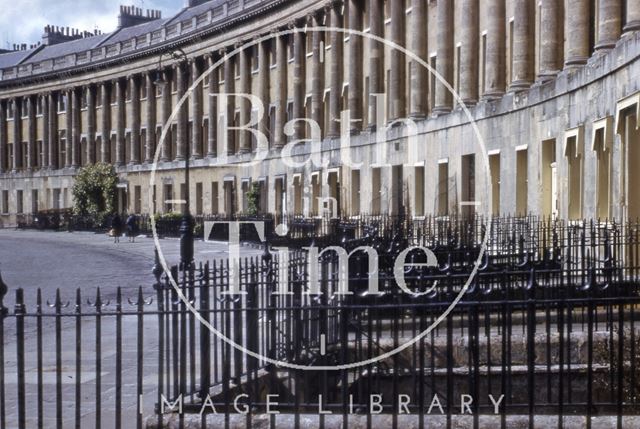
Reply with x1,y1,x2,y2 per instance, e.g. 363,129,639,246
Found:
0,48,38,69
28,33,112,62
107,18,169,44
0,0,270,71
166,0,228,25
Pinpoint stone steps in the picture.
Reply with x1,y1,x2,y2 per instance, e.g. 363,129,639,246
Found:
147,413,640,429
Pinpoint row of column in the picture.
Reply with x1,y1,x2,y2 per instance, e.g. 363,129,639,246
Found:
2,0,640,173
347,0,640,118
0,66,181,172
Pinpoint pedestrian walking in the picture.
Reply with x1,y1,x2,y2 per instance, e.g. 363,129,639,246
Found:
126,213,138,243
111,213,123,243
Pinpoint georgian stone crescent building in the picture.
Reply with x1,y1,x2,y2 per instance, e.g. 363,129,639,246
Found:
0,0,639,225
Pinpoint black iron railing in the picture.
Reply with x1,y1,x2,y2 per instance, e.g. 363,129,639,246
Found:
2,216,640,428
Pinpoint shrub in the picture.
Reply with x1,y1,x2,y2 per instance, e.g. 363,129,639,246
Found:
246,182,261,216
71,163,118,224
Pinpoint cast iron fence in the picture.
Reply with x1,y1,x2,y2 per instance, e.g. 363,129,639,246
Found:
2,216,640,429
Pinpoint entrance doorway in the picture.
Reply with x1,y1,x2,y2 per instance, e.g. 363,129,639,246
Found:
624,110,640,220
117,186,128,213
541,139,558,218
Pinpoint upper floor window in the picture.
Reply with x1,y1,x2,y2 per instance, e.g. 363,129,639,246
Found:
270,39,277,67
306,32,313,55
21,98,28,118
36,97,43,116
81,89,88,109
110,86,117,104
58,95,67,113
252,47,259,72
288,35,294,61
171,73,178,93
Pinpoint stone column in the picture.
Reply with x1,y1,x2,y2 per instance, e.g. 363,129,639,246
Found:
368,0,383,128
274,34,288,147
160,69,171,162
64,92,72,168
206,54,218,158
595,0,621,51
292,23,306,140
410,0,428,118
12,99,22,170
348,0,364,130
257,41,270,146
86,86,96,164
100,83,111,163
176,63,188,160
434,0,454,113
27,96,36,170
223,48,236,155
328,2,343,138
538,0,560,80
129,75,141,165
145,72,156,163
0,101,6,173
510,0,534,91
483,0,506,99
389,0,406,120
310,12,325,138
68,90,79,168
48,93,58,169
42,95,49,169
71,89,81,167
624,0,640,32
459,0,478,104
564,0,589,67
115,79,126,166
64,90,73,168
239,46,252,153
191,59,203,159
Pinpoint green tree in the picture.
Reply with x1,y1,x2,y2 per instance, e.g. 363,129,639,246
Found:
246,182,261,216
71,163,118,222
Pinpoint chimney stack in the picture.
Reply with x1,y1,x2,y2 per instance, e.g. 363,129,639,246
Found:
117,4,162,29
41,24,94,46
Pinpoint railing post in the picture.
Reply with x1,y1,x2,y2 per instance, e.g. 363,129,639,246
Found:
152,249,166,428
246,257,259,420
0,269,7,429
15,289,25,429
199,261,211,400
525,267,536,429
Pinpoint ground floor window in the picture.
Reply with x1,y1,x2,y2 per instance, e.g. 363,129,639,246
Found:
516,148,528,216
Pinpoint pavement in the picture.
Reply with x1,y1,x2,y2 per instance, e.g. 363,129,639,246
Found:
0,228,260,428
0,228,249,306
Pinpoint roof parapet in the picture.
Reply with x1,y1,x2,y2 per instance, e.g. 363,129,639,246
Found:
118,5,162,29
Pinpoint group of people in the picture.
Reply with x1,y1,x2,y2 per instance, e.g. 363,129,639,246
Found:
110,213,139,243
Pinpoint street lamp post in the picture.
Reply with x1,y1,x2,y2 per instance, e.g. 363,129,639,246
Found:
154,48,194,270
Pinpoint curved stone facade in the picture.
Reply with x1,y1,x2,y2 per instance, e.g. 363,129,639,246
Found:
0,0,639,224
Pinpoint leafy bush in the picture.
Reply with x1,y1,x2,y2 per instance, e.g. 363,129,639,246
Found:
71,163,118,224
246,182,261,216
152,212,183,222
